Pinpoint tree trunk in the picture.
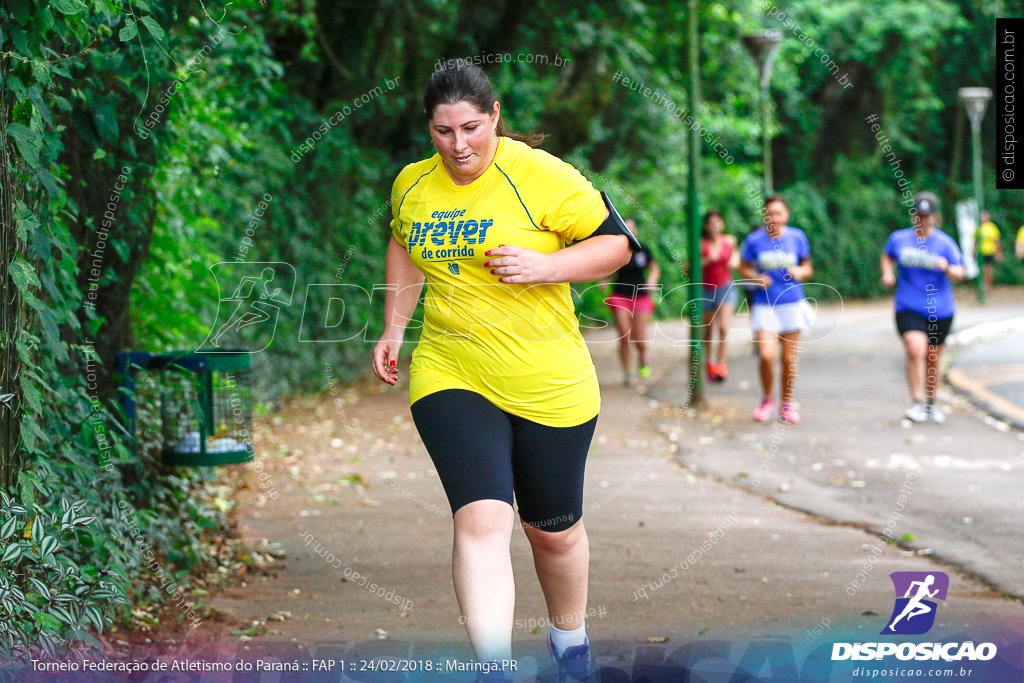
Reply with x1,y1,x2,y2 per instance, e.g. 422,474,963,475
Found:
0,52,24,492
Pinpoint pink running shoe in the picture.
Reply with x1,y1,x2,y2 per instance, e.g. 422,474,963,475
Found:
752,396,775,422
780,402,801,424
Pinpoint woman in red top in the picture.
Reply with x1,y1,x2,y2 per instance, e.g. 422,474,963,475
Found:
700,211,739,382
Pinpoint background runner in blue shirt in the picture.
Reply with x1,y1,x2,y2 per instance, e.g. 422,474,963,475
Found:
738,195,815,425
881,191,965,424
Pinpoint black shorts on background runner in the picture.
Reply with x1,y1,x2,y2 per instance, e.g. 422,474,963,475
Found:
895,310,953,347
410,388,598,532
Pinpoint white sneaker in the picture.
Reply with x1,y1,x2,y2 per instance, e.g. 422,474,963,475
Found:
926,403,946,424
903,402,928,422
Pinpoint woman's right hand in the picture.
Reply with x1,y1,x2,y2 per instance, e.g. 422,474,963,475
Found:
881,271,896,288
372,335,402,385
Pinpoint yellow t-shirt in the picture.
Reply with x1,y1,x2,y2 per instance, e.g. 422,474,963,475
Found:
977,221,1000,256
1017,225,1024,250
389,136,607,427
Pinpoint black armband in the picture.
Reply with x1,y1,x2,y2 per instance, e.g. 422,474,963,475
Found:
582,191,644,252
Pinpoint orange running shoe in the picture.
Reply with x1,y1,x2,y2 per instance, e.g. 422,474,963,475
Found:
715,362,728,381
707,360,720,382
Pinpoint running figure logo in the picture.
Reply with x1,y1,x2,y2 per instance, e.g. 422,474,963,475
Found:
881,571,949,635
199,262,296,353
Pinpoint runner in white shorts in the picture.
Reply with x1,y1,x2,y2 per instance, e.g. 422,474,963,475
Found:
739,194,815,424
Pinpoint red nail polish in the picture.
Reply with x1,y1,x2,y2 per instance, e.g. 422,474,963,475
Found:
490,269,495,274
390,360,396,367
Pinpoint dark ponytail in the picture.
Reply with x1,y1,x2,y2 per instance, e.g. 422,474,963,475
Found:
423,64,545,147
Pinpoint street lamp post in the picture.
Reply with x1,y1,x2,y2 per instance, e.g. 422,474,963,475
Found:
959,86,992,303
742,29,783,196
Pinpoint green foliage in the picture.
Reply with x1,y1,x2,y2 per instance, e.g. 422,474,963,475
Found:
0,492,126,662
1,0,243,663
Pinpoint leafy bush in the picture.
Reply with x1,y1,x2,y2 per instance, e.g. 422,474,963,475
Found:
0,492,127,663
2,4,241,664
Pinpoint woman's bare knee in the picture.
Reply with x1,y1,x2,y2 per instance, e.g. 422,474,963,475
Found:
522,518,586,554
454,500,515,541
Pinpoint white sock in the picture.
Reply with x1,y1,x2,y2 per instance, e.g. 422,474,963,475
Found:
548,622,587,656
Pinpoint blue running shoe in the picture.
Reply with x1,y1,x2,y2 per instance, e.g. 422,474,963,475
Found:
546,633,593,682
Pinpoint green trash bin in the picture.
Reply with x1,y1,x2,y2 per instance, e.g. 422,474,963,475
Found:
154,350,256,466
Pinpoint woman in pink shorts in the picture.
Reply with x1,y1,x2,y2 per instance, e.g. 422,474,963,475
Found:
601,219,660,385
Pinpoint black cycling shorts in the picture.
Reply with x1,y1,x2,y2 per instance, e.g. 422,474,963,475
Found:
895,310,953,347
409,388,598,532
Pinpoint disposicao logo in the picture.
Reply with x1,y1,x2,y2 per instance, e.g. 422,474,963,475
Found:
832,571,998,662
881,571,948,635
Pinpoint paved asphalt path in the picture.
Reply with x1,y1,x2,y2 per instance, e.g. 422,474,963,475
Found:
149,290,1024,682
648,295,1024,600
948,319,1024,429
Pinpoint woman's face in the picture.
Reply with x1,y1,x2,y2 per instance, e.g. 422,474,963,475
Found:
914,212,937,230
429,100,500,183
764,200,789,229
706,214,724,236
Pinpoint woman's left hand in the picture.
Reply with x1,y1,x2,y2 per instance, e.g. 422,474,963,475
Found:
484,244,556,284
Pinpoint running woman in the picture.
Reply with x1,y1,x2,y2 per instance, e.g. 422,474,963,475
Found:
600,218,660,385
372,64,639,682
974,210,1003,294
738,195,815,424
881,192,965,423
700,211,739,382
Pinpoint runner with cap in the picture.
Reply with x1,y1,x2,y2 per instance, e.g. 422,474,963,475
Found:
881,191,966,423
